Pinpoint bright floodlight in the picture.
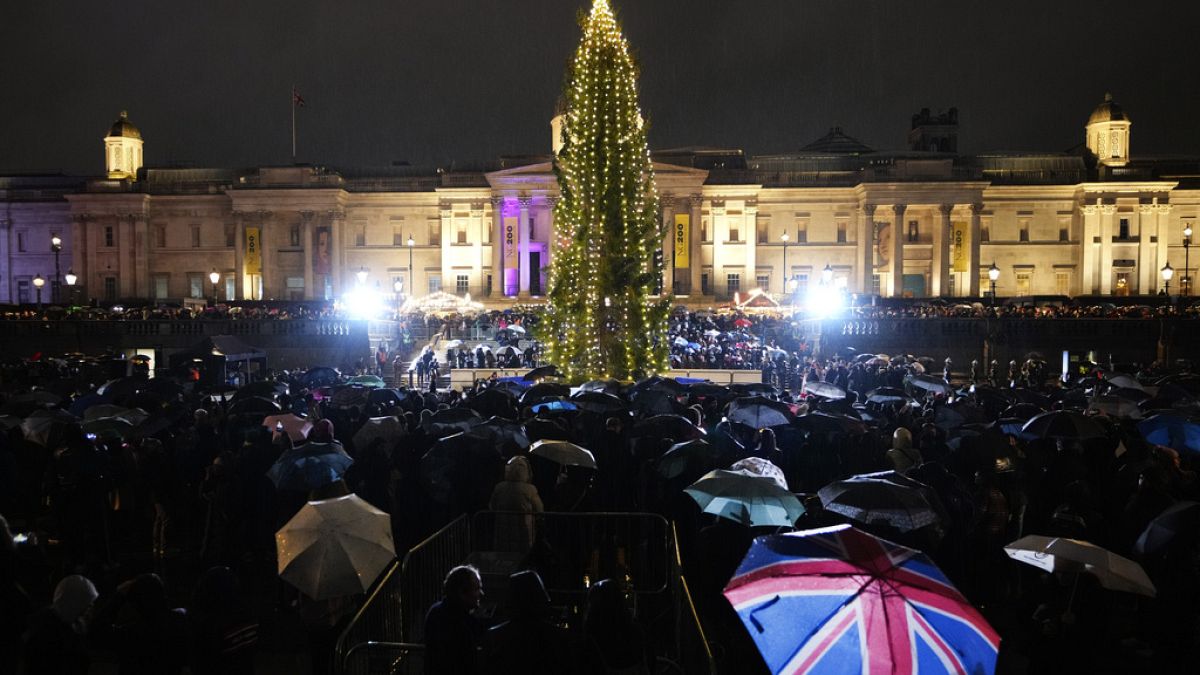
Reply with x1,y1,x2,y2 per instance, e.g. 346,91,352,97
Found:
805,283,844,319
341,287,385,320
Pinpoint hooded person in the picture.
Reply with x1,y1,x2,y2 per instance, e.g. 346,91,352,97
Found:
489,456,544,553
886,427,922,472
482,571,573,675
22,575,98,675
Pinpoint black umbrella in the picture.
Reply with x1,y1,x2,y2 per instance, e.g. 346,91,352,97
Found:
427,408,484,435
267,442,354,492
818,474,941,532
329,386,371,409
794,413,867,436
420,433,504,506
802,381,848,401
655,439,722,480
522,365,559,381
630,389,683,416
570,391,627,415
1001,403,1044,421
630,376,686,396
368,388,404,409
228,396,282,416
302,366,341,389
1135,501,1200,556
233,381,288,401
464,417,531,454
728,383,778,398
687,382,731,399
727,396,794,429
632,414,705,442
466,388,519,419
579,379,622,395
1020,411,1106,441
865,387,915,407
520,382,571,405
523,417,572,443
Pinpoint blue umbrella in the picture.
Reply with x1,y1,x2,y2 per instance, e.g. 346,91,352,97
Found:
1138,412,1200,454
267,443,354,492
69,392,109,417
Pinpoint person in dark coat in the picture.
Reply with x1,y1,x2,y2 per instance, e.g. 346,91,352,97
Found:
424,565,485,675
89,573,191,675
21,575,97,675
482,570,573,675
581,578,651,675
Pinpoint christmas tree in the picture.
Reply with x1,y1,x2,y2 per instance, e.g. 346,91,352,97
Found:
544,0,669,382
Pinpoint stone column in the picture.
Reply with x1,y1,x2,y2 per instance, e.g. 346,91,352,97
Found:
932,204,951,297
689,195,702,296
856,204,877,294
330,210,345,298
233,212,246,300
470,203,485,294
968,204,982,297
1157,202,1173,292
439,201,453,295
132,213,149,300
258,211,274,300
744,199,759,296
0,215,10,303
518,196,532,297
1099,202,1116,295
1081,202,1098,295
490,197,503,297
1137,201,1154,295
301,211,315,300
888,204,907,297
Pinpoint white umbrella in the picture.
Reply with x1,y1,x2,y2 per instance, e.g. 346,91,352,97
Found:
444,340,464,349
530,439,597,470
729,457,788,489
263,413,314,444
504,324,526,334
276,494,396,600
1004,535,1155,597
353,416,407,450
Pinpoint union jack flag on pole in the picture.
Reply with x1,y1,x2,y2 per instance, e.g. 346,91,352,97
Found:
724,524,1000,674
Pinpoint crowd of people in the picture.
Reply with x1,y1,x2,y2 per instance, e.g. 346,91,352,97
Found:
1,329,1200,673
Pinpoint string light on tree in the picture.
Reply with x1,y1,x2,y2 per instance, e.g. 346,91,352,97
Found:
543,0,668,382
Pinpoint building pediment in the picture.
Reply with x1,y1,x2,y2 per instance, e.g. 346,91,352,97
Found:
485,161,709,194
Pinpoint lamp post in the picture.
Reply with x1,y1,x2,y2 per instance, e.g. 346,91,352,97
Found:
32,274,45,309
780,231,790,296
50,235,62,303
64,269,77,306
988,263,1000,306
407,235,415,296
1185,225,1193,296
393,279,404,318
822,263,834,285
209,269,220,305
1162,262,1174,299
356,267,368,286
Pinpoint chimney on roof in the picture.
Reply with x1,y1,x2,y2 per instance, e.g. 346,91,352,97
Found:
908,107,958,153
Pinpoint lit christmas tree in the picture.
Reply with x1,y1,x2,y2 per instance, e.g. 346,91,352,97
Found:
544,0,668,382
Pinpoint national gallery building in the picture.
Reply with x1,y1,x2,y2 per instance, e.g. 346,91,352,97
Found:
2,95,1199,306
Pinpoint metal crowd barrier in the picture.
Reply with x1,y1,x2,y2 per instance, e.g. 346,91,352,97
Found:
340,642,425,675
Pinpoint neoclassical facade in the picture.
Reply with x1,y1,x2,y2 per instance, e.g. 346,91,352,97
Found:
2,95,1199,306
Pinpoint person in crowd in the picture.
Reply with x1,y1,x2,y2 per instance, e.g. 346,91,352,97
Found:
886,427,922,472
189,566,259,675
0,514,31,675
489,456,544,554
581,578,651,675
89,573,190,675
424,565,486,675
482,570,573,675
22,574,97,675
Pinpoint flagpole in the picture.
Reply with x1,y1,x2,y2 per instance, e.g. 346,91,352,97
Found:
291,85,297,162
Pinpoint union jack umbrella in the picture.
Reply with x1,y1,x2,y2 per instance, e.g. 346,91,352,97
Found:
724,524,1000,674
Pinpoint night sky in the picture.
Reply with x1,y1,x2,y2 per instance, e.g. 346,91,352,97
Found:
3,0,1198,175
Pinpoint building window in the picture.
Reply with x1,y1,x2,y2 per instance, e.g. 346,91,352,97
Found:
154,225,166,248
701,219,710,243
726,273,740,296
428,276,442,294
456,274,470,295
225,275,236,301
485,272,493,296
104,277,117,301
394,225,406,247
907,220,919,243
188,274,203,299
428,220,441,245
1118,218,1130,240
103,226,115,248
1018,219,1030,242
286,276,305,301
191,225,201,248
289,224,301,247
729,222,740,243
757,221,767,244
796,273,809,294
528,216,537,242
701,272,710,295
16,231,26,252
16,279,30,304
1055,271,1071,296
1015,272,1031,296
484,223,492,245
355,225,366,247
756,273,770,292
153,275,169,300
836,221,847,243
796,219,809,243
871,275,881,296
457,222,468,245
980,224,990,243
1059,227,1069,242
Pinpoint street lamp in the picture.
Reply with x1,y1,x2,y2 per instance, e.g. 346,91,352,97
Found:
209,269,220,305
32,274,45,309
50,235,62,303
64,269,78,306
407,234,415,296
988,263,1001,305
1162,262,1174,298
1184,225,1193,296
393,279,404,317
781,231,790,295
822,264,834,285
356,267,368,286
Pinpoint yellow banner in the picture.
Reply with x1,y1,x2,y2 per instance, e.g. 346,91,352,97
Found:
503,216,518,266
951,222,969,273
245,227,262,276
674,214,690,268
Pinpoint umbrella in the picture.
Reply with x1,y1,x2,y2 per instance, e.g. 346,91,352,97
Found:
302,367,341,389
1105,374,1143,391
20,409,78,447
420,434,505,506
1087,395,1142,419
733,318,752,328
729,383,778,398
905,374,953,397
353,416,407,450
466,388,519,419
10,390,64,407
346,375,386,389
520,382,571,405
229,396,283,416
630,390,683,416
0,415,22,430
276,494,395,600
530,439,597,470
570,391,627,415
530,399,577,414
330,386,371,409
728,397,794,429
367,388,404,409
724,524,1000,675
1111,387,1151,403
729,457,788,489
1001,403,1044,421
1004,535,1156,597
818,475,941,532
233,381,289,401
687,382,730,398
522,365,558,382
579,379,622,395
81,416,135,440
443,340,463,349
1135,501,1200,556
68,392,109,417
464,417,531,454
655,439,722,480
263,413,314,444
503,324,526,334
267,442,354,492
1138,412,1200,454
1021,411,1106,441
866,387,915,407
684,469,804,528
673,336,688,348
631,376,687,396
801,381,847,401
523,417,571,443
794,413,867,436
632,414,705,442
